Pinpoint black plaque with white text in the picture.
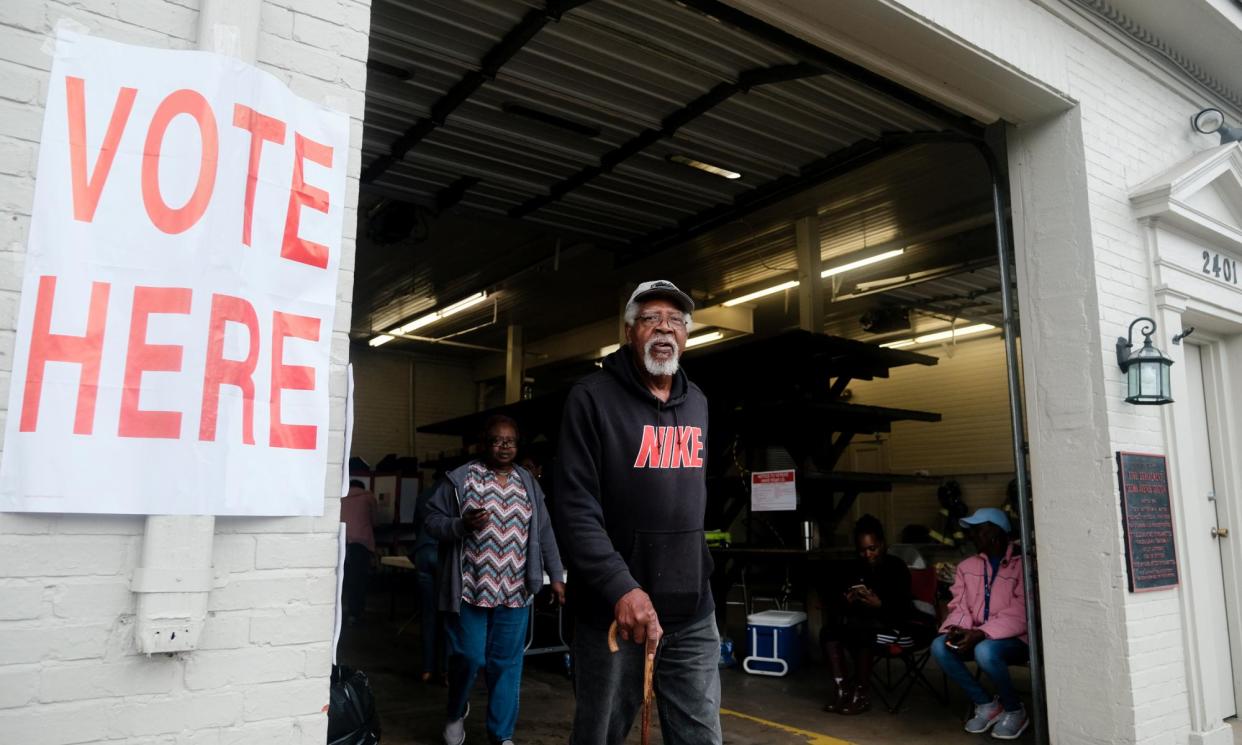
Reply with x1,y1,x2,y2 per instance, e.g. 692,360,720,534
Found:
1117,452,1179,592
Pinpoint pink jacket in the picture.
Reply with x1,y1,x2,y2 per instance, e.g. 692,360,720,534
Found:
939,542,1028,644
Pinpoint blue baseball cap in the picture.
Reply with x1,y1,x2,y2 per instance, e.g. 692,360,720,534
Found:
959,507,1011,533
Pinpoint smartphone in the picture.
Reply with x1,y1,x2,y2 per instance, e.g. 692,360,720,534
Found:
848,583,867,592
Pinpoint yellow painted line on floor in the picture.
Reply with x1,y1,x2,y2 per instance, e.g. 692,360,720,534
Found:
720,708,855,745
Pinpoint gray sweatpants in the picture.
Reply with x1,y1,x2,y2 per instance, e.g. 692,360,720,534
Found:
570,613,723,745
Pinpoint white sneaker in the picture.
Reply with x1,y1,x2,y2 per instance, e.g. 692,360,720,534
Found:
991,705,1029,740
442,702,470,745
964,696,1002,734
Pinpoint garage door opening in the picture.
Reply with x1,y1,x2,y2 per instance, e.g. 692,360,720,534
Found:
341,1,1043,743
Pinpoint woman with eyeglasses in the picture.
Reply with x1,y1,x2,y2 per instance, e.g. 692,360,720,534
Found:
423,414,566,745
820,514,917,716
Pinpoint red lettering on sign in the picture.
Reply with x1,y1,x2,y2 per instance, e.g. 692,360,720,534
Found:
199,294,260,444
20,276,111,434
119,286,191,439
281,134,333,269
141,89,218,234
232,104,286,247
269,311,319,449
66,77,137,223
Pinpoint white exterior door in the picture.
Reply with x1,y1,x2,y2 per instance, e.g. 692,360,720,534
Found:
1184,343,1236,720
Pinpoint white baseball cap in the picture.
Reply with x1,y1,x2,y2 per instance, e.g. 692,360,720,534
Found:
627,279,694,314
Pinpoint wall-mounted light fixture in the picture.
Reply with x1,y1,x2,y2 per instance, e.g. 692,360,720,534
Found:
1192,108,1242,144
1116,317,1174,405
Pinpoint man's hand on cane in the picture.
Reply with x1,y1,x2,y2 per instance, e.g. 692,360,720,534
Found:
615,588,664,655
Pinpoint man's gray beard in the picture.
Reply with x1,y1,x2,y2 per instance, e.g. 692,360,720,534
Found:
643,335,680,377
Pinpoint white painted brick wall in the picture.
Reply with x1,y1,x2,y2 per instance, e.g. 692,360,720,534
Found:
900,1,1228,742
0,1,370,744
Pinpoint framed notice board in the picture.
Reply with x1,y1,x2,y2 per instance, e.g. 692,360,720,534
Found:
1117,452,1179,592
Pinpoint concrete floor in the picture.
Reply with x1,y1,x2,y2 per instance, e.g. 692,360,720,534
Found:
338,589,1036,745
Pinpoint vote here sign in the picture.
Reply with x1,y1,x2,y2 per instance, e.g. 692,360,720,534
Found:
0,31,349,515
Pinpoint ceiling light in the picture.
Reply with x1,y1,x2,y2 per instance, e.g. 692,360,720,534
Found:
880,323,996,349
686,330,724,348
369,334,394,347
668,154,742,180
821,248,905,279
722,280,800,307
395,292,488,334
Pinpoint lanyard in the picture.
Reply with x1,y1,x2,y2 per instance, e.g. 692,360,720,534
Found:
982,557,1001,621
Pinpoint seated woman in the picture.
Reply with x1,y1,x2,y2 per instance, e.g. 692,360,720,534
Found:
423,415,567,745
821,514,919,715
930,508,1029,739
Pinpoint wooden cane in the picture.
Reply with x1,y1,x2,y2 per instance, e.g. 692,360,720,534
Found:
607,621,655,745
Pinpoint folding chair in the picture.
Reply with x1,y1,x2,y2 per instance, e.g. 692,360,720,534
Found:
871,567,949,712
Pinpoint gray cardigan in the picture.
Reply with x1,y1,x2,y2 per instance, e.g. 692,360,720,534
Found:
422,460,564,613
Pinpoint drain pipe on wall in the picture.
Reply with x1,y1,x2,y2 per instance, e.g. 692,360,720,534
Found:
884,131,1046,745
130,0,260,655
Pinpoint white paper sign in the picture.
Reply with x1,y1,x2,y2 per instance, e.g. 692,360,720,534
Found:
0,31,348,515
751,469,797,512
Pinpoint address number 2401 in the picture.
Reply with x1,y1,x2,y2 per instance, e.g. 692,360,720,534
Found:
1202,251,1240,285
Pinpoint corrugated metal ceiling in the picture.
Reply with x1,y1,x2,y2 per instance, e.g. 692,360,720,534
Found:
355,0,1005,356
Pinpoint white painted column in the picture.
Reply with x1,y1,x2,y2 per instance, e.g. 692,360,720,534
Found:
1007,110,1137,743
131,0,261,655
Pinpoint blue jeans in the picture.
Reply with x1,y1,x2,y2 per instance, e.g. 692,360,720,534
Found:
930,634,1029,711
445,602,530,742
414,545,444,675
570,613,722,745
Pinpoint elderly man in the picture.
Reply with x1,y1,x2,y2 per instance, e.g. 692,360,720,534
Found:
555,280,721,745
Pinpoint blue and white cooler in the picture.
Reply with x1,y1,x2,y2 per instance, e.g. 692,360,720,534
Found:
742,609,807,677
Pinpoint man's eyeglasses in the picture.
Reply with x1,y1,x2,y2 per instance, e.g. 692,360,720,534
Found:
635,313,687,329
488,437,518,448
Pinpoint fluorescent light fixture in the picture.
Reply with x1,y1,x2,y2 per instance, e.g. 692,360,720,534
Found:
881,323,996,349
722,280,801,307
821,248,905,279
686,330,724,348
369,334,394,347
598,343,621,358
395,292,488,334
668,154,742,180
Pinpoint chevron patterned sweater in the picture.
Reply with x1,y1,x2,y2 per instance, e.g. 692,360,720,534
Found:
459,463,533,609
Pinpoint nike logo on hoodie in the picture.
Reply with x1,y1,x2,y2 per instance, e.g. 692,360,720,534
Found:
632,425,705,469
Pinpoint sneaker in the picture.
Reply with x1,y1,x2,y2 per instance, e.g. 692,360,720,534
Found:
964,696,1002,734
443,702,470,745
991,706,1029,740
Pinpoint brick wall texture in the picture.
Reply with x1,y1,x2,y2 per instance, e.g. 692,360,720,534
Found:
0,1,370,743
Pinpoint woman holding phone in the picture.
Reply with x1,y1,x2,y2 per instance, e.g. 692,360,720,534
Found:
423,415,566,745
820,514,916,716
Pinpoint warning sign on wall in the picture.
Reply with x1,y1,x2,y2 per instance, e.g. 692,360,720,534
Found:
0,31,349,515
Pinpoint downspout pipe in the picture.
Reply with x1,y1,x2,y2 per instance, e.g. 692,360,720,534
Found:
131,0,261,655
885,131,1046,745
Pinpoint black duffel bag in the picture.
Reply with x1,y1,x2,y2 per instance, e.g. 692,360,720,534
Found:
327,665,381,745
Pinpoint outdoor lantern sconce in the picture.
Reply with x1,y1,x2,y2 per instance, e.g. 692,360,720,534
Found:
1192,108,1242,144
1116,317,1174,405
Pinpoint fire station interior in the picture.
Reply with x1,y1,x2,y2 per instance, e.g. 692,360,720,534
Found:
342,0,1038,743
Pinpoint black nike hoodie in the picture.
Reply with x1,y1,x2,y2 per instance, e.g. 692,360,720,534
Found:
553,344,714,633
